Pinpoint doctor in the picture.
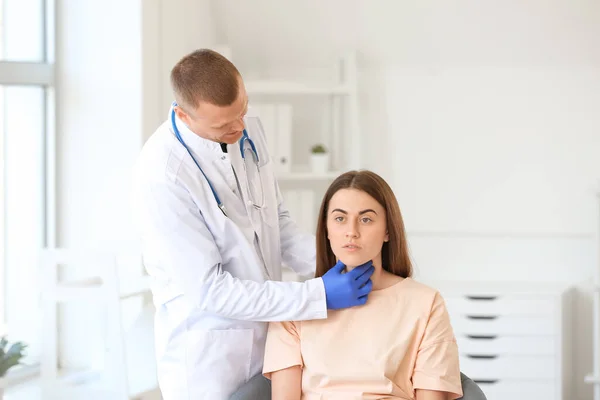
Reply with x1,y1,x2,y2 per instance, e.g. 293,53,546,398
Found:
131,49,374,399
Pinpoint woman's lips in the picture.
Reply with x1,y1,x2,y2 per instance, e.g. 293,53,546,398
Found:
342,244,361,252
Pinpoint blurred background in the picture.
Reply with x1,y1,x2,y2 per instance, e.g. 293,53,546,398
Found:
0,0,599,399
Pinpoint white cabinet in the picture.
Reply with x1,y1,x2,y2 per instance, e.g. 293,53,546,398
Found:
425,281,573,400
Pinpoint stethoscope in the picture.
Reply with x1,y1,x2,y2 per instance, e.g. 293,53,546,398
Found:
170,103,265,217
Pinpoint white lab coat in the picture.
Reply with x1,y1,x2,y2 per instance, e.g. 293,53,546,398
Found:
131,106,327,399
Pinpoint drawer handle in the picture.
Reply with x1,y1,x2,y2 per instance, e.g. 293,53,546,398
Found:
466,354,498,359
467,335,498,340
466,295,497,301
466,315,498,320
474,379,499,385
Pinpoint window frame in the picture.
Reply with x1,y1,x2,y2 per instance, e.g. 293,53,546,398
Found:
0,0,55,380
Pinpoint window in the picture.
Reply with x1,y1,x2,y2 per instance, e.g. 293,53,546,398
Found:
0,0,46,62
0,0,54,366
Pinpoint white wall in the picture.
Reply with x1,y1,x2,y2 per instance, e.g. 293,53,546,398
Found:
55,0,145,369
387,67,600,273
143,0,217,141
56,0,143,250
212,1,600,399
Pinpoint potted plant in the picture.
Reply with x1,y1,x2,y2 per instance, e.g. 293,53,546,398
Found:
310,144,329,174
0,337,27,399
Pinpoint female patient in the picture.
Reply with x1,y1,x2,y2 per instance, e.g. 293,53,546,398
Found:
263,170,462,400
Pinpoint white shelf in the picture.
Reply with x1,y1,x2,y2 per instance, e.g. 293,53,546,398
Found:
586,374,600,384
276,170,341,182
245,80,352,95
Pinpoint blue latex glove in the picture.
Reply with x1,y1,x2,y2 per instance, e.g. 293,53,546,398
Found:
321,260,374,309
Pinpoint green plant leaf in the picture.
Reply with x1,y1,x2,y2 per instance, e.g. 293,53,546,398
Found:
0,339,27,377
311,144,327,153
0,354,22,376
6,342,26,357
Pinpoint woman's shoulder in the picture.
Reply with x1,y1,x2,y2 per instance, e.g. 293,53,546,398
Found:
388,278,448,310
399,277,442,297
369,278,449,325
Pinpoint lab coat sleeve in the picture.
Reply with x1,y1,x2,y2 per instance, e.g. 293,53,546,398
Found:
275,183,317,279
136,175,327,322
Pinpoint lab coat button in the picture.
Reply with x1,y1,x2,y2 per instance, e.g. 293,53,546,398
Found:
247,200,253,206
221,156,226,160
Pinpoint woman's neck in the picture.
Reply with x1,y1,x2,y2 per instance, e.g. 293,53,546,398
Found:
370,265,404,291
344,257,403,290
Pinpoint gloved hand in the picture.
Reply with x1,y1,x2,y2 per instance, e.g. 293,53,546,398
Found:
321,260,374,310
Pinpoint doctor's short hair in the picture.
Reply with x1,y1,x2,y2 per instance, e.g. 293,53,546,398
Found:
170,49,241,110
314,170,413,279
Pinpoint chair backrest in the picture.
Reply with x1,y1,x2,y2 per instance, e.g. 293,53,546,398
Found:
39,248,129,399
229,374,271,400
229,372,487,400
458,372,487,400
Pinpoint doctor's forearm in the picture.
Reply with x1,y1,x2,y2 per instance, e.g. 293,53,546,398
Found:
194,271,327,322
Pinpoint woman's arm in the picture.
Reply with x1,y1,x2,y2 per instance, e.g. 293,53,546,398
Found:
270,365,302,400
263,321,304,399
415,389,450,400
411,292,463,399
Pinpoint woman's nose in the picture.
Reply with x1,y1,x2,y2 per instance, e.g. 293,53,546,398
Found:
345,222,359,238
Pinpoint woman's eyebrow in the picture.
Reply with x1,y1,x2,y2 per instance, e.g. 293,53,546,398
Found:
359,209,377,215
330,208,347,214
330,208,377,215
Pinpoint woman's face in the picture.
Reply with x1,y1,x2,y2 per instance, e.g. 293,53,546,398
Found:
326,188,388,270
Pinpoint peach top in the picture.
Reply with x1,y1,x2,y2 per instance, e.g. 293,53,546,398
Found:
263,278,463,400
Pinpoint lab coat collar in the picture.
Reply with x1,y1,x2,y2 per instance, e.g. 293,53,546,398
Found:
169,106,226,156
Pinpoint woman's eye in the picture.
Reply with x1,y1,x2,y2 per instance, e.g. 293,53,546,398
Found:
334,216,344,222
361,217,372,223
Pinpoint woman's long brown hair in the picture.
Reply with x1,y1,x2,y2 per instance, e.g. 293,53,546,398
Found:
314,170,413,279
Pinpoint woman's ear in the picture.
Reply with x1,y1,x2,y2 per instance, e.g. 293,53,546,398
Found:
384,231,389,242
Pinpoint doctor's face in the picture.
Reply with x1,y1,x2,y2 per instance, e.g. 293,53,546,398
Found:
175,79,249,145
326,188,389,272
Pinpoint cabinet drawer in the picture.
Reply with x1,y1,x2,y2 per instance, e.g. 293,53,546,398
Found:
456,335,555,355
475,380,555,400
445,296,555,316
459,355,555,379
451,315,555,336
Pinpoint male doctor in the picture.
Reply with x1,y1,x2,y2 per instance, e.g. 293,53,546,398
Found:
131,49,374,399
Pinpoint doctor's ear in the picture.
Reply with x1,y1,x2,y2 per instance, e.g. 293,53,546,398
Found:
174,105,192,125
384,231,389,242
